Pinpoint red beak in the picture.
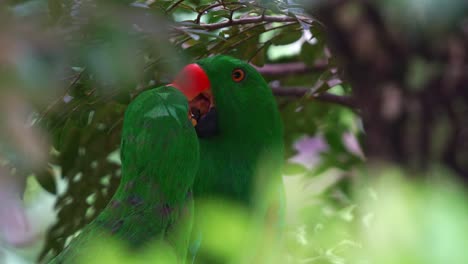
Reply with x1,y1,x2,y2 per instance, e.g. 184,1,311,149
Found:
171,63,210,101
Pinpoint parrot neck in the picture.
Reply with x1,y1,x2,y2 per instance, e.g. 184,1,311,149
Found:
193,98,284,205
195,132,283,206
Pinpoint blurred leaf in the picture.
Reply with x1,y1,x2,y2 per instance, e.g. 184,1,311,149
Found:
48,0,63,22
283,162,308,175
270,29,302,45
194,199,252,263
299,42,325,66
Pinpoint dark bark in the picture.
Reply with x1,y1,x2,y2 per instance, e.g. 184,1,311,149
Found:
307,0,468,179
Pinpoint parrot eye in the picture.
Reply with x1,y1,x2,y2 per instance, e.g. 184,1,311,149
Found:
232,68,246,82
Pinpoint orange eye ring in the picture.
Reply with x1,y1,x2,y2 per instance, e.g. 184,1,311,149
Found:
232,68,246,82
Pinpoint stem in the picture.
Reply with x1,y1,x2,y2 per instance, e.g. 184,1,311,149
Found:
271,86,357,109
178,15,306,31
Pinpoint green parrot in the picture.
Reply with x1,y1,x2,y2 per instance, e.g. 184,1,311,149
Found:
49,55,284,263
50,85,199,263
183,56,285,263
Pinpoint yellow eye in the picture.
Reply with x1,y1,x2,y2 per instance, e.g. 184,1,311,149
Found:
232,68,246,82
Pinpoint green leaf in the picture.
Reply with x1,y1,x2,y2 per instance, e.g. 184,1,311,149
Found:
299,42,325,66
48,0,63,22
270,29,302,45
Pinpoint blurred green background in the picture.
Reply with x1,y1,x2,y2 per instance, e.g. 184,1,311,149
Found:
0,0,467,263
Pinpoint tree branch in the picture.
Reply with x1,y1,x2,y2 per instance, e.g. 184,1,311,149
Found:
271,86,357,109
194,15,305,31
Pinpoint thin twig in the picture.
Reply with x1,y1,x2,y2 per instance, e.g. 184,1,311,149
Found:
215,22,296,56
166,0,185,13
39,69,85,120
184,15,305,31
202,22,269,58
195,3,245,24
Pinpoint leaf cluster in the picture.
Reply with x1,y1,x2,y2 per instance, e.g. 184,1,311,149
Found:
0,0,361,260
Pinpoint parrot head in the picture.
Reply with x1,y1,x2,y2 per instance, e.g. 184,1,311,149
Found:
172,55,282,142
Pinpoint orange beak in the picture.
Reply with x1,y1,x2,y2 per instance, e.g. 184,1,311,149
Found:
171,63,211,101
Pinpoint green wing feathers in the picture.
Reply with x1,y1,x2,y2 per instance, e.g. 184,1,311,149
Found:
50,86,199,263
119,85,199,204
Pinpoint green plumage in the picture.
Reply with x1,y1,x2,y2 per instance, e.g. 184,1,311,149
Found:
50,56,284,263
191,56,285,263
194,56,284,208
50,86,199,263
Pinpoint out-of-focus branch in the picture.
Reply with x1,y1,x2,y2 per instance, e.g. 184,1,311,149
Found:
137,75,355,109
271,86,357,109
255,61,328,76
254,61,347,108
